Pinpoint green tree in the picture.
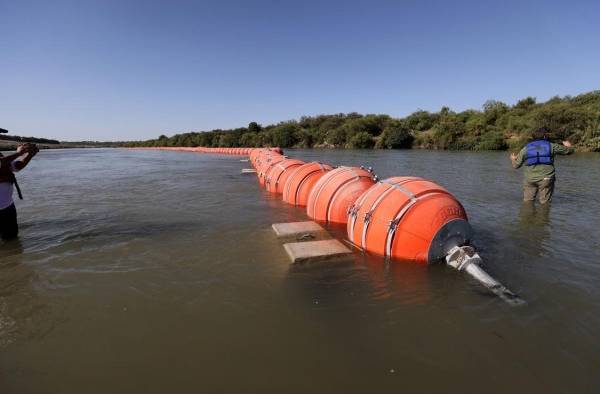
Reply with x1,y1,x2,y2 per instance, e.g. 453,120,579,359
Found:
218,133,238,147
432,115,465,149
271,123,299,148
326,126,348,147
239,132,258,147
348,131,375,149
533,105,590,141
380,121,413,148
248,122,262,133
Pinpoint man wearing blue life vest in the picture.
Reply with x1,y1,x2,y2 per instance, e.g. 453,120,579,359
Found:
510,127,574,204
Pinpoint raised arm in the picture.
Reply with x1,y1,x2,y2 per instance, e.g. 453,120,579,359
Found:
0,145,28,173
13,144,39,171
0,144,38,173
553,140,575,155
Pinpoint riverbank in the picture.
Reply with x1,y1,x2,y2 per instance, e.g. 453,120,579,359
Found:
0,140,121,151
122,91,600,153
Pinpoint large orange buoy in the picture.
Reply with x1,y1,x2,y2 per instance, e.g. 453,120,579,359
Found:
347,177,472,264
306,166,375,224
257,155,285,187
265,159,305,193
282,162,333,206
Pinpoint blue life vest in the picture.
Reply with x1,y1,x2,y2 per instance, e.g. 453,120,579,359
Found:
525,140,553,166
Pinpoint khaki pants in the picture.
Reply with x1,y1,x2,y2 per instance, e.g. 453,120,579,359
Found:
523,177,555,204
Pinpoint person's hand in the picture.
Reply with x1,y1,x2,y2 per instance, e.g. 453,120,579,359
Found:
28,143,39,155
562,140,572,147
16,144,27,154
510,152,517,161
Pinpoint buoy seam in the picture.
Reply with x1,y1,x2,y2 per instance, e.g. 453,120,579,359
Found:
327,176,358,222
348,181,380,241
361,180,411,250
384,191,447,259
284,164,305,202
309,167,349,219
294,169,321,206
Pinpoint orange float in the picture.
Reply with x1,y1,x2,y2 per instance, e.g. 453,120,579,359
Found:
257,155,285,187
264,159,305,193
282,162,333,206
306,166,375,224
347,177,472,264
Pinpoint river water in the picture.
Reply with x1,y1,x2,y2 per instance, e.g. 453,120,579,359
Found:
0,148,598,393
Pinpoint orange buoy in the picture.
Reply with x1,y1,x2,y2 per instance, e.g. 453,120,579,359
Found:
306,166,375,224
257,155,285,187
282,162,333,206
347,177,472,264
265,159,305,193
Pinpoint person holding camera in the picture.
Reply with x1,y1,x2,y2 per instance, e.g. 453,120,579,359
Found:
0,143,39,240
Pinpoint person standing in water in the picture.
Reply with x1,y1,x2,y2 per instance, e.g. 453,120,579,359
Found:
510,127,574,204
0,143,39,240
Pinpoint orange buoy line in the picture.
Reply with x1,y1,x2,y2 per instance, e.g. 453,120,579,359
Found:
306,166,376,224
265,159,305,194
282,162,333,207
348,176,472,264
133,146,523,304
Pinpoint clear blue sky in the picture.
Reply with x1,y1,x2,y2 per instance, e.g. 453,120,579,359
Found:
1,0,599,141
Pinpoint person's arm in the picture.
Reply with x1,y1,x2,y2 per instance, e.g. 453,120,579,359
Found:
553,141,575,155
0,145,28,173
13,145,39,171
510,148,525,169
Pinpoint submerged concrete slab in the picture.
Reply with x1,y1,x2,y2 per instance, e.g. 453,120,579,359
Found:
283,239,353,265
272,221,329,242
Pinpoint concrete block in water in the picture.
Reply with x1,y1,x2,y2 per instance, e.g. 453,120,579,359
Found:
283,239,353,265
272,221,329,242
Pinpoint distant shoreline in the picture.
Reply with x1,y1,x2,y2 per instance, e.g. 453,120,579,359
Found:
0,140,118,151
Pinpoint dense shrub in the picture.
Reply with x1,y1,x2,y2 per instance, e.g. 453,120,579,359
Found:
380,121,413,148
326,127,348,147
475,132,507,150
270,123,299,148
348,132,375,149
239,133,258,147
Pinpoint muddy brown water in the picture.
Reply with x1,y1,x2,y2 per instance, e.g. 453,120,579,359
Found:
1,148,599,393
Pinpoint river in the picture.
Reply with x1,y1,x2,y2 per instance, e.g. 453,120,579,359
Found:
1,148,599,393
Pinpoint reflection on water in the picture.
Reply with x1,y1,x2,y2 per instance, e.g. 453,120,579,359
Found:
517,201,551,248
1,148,599,393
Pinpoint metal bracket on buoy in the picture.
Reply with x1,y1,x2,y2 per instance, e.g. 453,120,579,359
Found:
445,246,525,306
